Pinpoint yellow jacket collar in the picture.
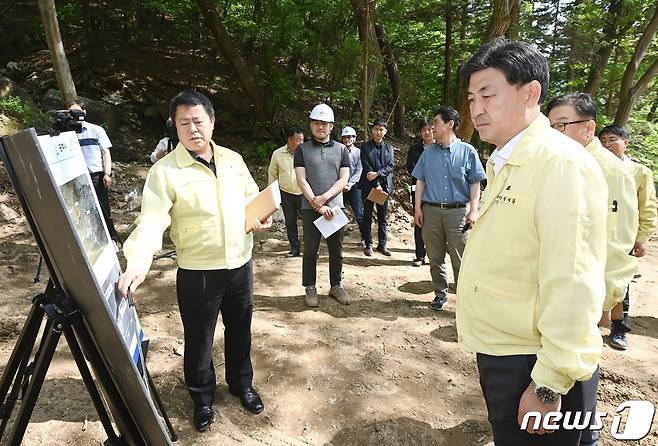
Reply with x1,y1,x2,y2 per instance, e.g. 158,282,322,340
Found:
503,113,551,167
584,136,603,153
174,141,221,168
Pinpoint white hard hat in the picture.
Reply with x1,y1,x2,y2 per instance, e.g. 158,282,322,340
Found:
309,103,335,122
341,126,357,137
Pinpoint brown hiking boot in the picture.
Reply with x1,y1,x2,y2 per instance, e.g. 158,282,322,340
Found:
329,285,350,305
304,286,319,307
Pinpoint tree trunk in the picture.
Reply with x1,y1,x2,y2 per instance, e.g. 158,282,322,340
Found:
583,0,623,96
458,0,519,143
196,0,266,123
37,0,77,103
361,0,370,137
443,0,454,104
374,22,404,137
615,4,658,125
562,0,586,85
484,0,520,41
81,0,103,73
350,0,382,137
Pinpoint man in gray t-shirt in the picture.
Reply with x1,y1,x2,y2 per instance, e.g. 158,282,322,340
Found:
294,103,350,307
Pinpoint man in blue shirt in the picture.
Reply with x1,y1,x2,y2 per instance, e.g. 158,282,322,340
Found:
412,106,486,310
360,118,395,256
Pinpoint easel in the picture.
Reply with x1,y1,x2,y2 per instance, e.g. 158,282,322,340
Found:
0,139,177,445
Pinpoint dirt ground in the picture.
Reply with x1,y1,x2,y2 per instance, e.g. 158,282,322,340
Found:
0,164,657,446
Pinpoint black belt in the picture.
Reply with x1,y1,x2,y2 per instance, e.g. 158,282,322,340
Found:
422,202,467,209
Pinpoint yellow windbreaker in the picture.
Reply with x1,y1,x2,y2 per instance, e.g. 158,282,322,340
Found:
123,141,259,274
626,159,657,244
268,145,302,195
457,114,607,395
584,138,638,310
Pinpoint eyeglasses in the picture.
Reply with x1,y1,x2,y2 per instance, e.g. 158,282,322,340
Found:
551,119,591,132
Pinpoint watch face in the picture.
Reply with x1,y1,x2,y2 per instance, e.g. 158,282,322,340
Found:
536,386,558,403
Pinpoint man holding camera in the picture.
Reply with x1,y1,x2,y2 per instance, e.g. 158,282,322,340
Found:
66,100,120,248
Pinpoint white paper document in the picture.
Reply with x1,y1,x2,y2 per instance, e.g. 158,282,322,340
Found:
313,206,349,238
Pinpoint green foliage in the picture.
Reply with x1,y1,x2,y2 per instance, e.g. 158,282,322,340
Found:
11,0,657,177
242,141,275,162
628,117,658,184
0,96,50,131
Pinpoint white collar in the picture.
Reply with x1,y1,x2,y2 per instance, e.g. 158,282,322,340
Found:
490,130,525,175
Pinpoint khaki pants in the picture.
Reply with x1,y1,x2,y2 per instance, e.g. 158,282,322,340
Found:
421,205,467,299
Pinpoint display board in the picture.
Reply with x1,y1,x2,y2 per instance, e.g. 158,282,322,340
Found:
1,129,172,445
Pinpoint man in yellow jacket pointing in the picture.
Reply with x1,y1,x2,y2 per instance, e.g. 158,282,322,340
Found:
118,91,271,432
458,39,608,445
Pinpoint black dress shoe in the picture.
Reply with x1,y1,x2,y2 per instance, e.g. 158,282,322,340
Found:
193,405,214,432
285,250,300,258
229,386,264,414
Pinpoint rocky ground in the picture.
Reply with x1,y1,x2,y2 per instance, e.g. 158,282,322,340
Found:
0,162,657,445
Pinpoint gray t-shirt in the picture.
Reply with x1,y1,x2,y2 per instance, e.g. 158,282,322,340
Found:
294,139,350,210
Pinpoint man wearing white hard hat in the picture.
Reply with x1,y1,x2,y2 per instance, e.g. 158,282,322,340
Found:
341,126,365,246
294,103,351,307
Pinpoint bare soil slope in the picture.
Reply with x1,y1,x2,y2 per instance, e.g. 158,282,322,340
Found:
0,164,656,446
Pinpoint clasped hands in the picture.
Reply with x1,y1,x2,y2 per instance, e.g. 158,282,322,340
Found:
310,194,334,219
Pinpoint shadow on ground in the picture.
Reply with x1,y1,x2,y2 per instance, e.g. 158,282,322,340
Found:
430,325,458,343
254,294,455,321
629,316,658,340
398,280,434,295
327,417,491,446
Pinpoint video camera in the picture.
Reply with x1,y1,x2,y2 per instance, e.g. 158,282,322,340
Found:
49,109,86,134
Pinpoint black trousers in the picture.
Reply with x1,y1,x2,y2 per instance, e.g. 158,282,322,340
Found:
176,261,254,406
362,191,388,248
280,190,302,252
343,187,365,240
476,353,597,446
301,209,344,287
411,190,425,260
579,366,600,444
90,171,118,240
620,284,631,330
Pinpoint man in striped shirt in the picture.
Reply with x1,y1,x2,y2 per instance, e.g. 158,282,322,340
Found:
66,100,119,246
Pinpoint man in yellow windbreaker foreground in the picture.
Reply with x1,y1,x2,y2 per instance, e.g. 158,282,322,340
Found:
117,91,271,432
546,93,638,446
457,38,608,445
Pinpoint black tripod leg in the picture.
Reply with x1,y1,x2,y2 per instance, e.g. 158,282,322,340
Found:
145,368,178,442
33,256,43,283
62,327,121,443
7,317,62,446
0,298,46,438
71,325,141,445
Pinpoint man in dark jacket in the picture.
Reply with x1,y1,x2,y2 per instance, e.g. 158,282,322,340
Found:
360,118,395,257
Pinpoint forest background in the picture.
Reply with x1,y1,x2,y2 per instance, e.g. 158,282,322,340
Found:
0,0,656,179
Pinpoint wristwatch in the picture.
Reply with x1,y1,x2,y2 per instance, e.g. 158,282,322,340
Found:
531,381,559,404
104,172,112,177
